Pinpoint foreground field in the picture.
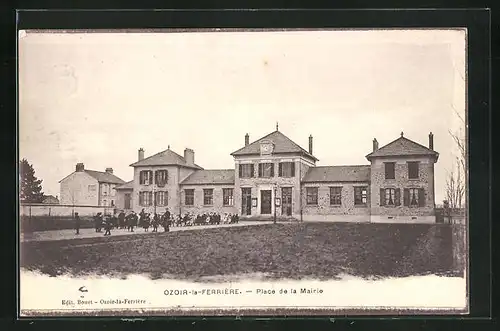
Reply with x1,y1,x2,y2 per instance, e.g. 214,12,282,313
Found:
20,222,459,281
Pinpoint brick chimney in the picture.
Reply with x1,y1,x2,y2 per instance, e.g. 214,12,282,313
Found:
75,163,84,172
308,135,313,154
429,132,434,150
184,148,194,165
138,148,144,161
245,133,249,146
105,167,113,174
373,138,379,152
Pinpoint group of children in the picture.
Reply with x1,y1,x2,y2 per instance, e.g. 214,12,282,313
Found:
78,208,240,236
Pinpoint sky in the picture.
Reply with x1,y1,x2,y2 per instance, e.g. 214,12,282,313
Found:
18,29,466,203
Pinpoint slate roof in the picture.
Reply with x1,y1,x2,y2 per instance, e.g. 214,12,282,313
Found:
129,148,203,169
231,130,318,161
180,169,235,185
115,180,134,190
84,170,126,184
302,165,371,183
366,136,439,160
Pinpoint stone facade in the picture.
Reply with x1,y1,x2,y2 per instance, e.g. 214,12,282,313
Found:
180,184,237,216
113,130,438,223
369,156,436,223
301,182,371,222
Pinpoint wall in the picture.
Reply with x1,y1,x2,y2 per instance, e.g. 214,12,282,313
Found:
233,155,315,218
179,184,237,215
20,203,109,217
370,156,436,219
115,189,133,211
59,172,99,206
132,165,196,214
98,182,117,207
301,182,371,221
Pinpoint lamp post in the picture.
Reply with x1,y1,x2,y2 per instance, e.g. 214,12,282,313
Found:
273,183,277,224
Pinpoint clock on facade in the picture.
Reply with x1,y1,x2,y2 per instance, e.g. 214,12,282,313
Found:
260,141,274,155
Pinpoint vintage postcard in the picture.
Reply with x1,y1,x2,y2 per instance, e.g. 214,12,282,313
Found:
18,29,468,316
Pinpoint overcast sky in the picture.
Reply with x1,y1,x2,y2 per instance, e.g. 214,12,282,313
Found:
19,29,466,203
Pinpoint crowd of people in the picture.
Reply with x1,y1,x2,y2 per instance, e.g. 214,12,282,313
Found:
79,208,240,236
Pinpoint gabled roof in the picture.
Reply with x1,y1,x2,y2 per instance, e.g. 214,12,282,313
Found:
84,170,126,184
129,148,203,169
365,136,439,160
115,180,134,190
302,165,371,183
180,169,235,185
230,130,318,161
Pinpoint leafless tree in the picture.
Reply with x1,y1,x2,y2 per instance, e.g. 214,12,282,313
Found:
446,104,466,210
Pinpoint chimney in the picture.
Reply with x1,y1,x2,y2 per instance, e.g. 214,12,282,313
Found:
308,135,313,154
75,163,84,172
429,132,434,150
184,148,194,165
138,148,144,161
245,133,249,146
105,167,113,174
373,138,379,152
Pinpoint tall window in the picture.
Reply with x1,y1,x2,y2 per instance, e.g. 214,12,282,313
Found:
184,189,194,205
258,163,274,178
156,191,168,206
139,191,153,206
279,162,295,177
140,170,153,185
239,164,254,178
155,170,168,187
223,188,234,206
203,189,214,205
403,188,425,207
354,187,368,205
306,187,318,205
408,162,419,179
385,162,395,179
330,187,342,205
409,188,419,206
385,188,396,205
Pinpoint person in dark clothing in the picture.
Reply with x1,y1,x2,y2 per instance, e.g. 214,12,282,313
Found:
94,212,102,232
152,213,159,232
118,211,126,229
74,212,80,235
103,216,112,236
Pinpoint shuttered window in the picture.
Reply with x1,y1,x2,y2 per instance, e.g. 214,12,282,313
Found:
156,191,168,206
139,191,153,206
408,162,419,179
385,162,395,180
404,188,425,207
155,170,168,187
139,170,153,185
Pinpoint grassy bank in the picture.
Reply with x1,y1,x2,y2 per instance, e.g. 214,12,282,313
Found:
20,222,459,281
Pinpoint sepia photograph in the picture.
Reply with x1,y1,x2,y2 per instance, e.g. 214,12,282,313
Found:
18,28,467,316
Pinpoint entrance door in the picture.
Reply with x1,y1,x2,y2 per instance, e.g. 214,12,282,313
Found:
282,187,292,216
124,193,131,209
241,188,252,216
261,190,272,214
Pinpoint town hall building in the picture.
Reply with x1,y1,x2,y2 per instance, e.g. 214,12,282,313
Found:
112,126,439,223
